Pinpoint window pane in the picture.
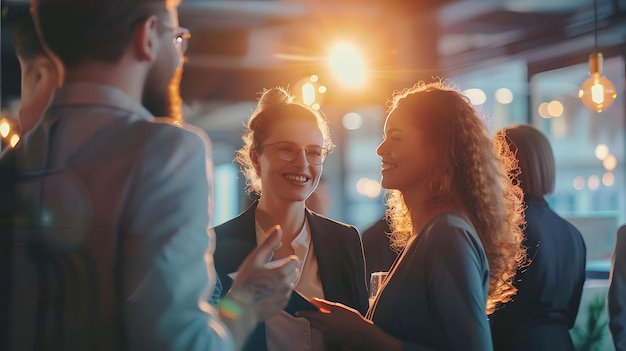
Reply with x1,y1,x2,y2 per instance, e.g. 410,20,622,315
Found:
450,59,529,134
530,55,625,264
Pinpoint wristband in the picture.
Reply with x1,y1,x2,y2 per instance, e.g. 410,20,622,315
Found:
219,297,243,320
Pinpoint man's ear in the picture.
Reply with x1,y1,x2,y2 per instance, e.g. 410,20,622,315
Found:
29,6,64,86
18,56,57,133
134,15,160,62
32,56,57,89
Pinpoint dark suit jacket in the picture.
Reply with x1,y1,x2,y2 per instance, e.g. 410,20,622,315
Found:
369,212,492,351
362,217,398,283
213,201,369,351
490,196,587,351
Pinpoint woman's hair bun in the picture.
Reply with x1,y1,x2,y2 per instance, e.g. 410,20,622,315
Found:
257,87,293,110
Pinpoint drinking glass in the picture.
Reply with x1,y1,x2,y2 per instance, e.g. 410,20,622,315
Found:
369,271,388,307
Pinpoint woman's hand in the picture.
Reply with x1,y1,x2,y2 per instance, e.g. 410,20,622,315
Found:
228,225,300,321
222,225,299,351
297,298,373,347
298,299,404,351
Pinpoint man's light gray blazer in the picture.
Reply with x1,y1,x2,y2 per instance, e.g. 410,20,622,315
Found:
3,83,232,351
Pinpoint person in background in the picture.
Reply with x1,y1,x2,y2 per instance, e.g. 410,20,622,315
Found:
608,226,626,350
490,124,587,351
213,87,369,351
13,13,60,134
361,216,397,283
2,0,298,350
299,81,526,351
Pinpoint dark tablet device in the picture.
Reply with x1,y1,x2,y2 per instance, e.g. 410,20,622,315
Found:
284,290,319,317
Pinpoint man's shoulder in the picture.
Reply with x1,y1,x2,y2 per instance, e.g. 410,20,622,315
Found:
151,118,207,136
143,118,209,140
130,118,212,155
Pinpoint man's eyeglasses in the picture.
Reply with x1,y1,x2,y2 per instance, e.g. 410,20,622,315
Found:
161,23,191,54
263,141,330,165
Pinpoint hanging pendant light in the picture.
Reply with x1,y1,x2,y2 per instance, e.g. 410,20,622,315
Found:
578,0,617,113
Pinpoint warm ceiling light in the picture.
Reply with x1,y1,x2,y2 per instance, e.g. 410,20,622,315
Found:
328,42,367,89
302,83,316,105
578,52,617,112
0,119,10,138
578,0,617,113
9,134,20,148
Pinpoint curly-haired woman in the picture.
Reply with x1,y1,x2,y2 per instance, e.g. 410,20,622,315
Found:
300,81,526,351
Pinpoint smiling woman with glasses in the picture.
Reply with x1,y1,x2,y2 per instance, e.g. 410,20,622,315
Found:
212,87,368,351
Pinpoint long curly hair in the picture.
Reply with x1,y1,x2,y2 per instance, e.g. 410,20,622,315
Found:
384,81,526,314
235,87,334,195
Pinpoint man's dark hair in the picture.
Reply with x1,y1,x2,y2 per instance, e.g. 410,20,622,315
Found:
33,0,177,68
13,14,46,61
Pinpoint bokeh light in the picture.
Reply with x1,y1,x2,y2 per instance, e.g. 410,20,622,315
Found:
594,144,609,160
302,83,316,105
342,112,363,130
0,119,10,138
603,154,617,171
573,176,585,190
588,175,600,190
603,172,615,187
356,178,381,198
495,88,513,104
328,42,367,88
9,134,20,147
462,88,487,105
538,102,550,118
547,100,563,117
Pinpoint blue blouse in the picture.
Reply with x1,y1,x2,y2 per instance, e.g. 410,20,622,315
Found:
369,212,492,351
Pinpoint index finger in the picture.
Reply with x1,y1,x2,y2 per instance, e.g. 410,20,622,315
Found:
250,225,283,265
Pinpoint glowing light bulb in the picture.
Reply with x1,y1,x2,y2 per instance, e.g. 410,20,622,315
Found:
9,134,20,147
578,52,617,112
0,119,10,138
302,83,316,105
328,42,367,88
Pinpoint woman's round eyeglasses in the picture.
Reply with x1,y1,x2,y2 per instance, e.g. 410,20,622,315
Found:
263,141,330,165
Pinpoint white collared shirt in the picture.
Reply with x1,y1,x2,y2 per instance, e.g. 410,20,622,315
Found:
255,218,326,351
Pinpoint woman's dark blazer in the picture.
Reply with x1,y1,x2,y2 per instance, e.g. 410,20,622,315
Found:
213,201,369,351
490,196,587,351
